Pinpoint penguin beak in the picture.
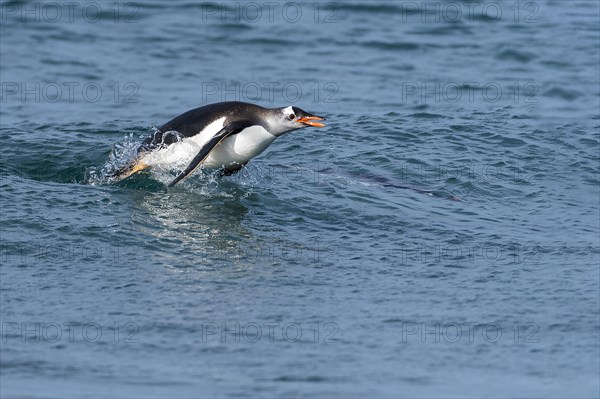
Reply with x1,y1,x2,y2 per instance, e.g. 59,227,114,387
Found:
297,115,326,128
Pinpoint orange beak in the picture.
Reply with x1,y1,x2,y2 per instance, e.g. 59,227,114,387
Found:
297,116,326,128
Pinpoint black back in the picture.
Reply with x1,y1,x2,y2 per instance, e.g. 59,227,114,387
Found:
139,102,270,152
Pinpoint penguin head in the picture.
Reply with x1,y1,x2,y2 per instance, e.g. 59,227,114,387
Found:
269,106,326,136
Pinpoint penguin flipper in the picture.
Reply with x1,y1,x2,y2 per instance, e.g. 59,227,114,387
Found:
167,121,251,187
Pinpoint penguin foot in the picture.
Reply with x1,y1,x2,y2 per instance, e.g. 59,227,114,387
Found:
219,163,247,176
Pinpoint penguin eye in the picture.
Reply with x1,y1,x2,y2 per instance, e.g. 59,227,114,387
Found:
289,114,296,120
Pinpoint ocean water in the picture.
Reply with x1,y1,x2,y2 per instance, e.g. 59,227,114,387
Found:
1,0,599,397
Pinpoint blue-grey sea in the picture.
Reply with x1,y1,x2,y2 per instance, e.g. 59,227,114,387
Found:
1,0,599,397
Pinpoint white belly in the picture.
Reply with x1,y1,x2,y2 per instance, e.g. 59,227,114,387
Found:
141,120,276,171
203,125,276,169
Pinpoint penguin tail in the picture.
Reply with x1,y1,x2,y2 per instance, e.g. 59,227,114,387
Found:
111,159,149,181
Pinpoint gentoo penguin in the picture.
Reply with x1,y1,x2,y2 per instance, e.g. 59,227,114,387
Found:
113,101,326,187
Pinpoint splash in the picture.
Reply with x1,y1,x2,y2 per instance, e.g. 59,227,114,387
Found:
87,132,142,185
86,130,265,197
